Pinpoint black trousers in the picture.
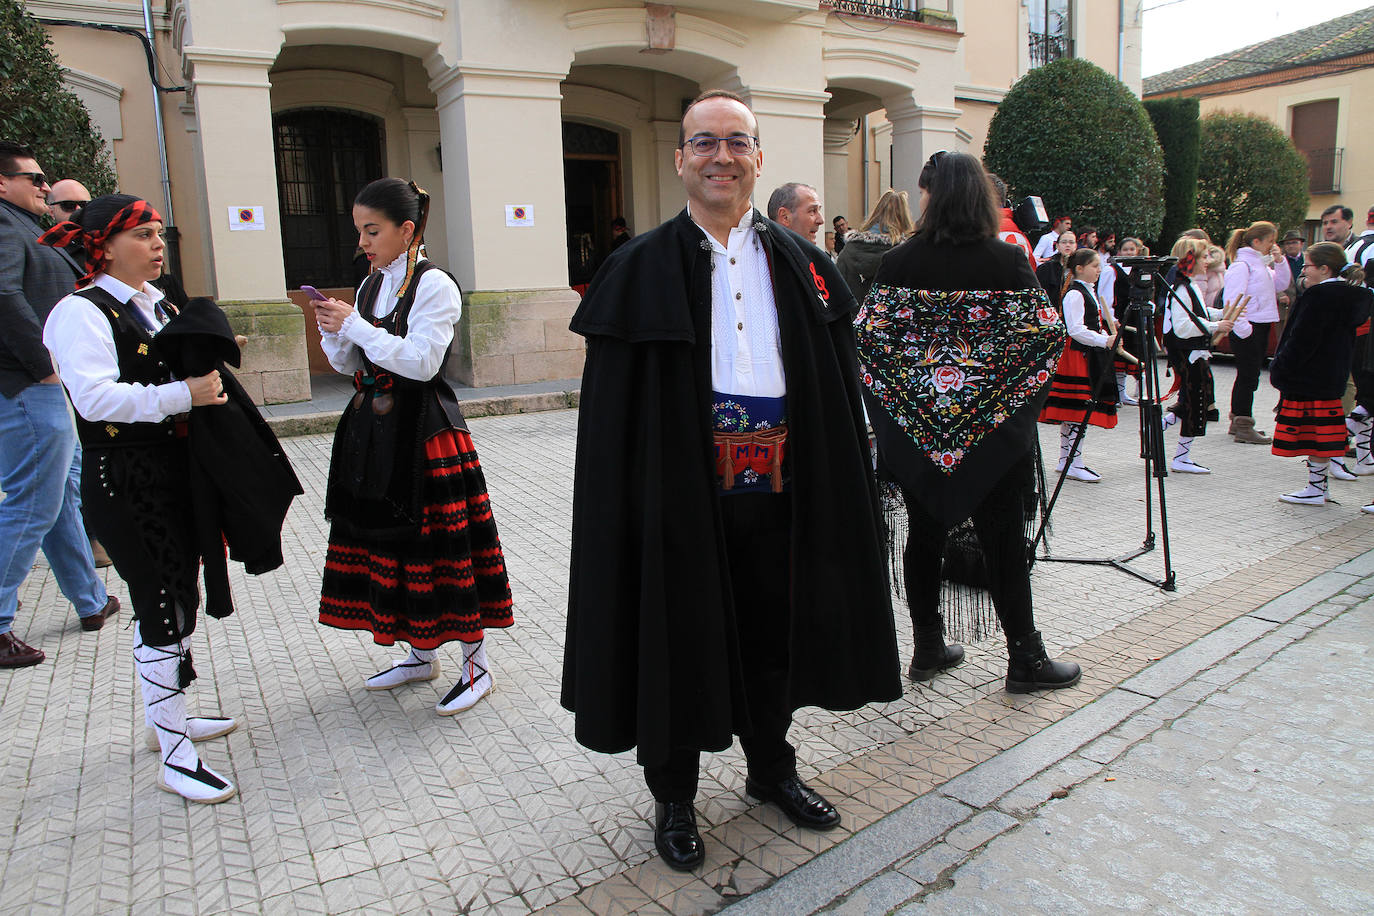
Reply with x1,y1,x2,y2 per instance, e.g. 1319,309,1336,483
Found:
1229,322,1273,417
643,493,795,802
900,460,1035,641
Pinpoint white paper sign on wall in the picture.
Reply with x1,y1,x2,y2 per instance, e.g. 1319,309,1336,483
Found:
228,206,266,231
505,205,534,228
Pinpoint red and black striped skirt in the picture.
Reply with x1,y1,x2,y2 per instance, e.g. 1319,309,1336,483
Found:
1271,398,1347,458
319,428,514,648
1038,347,1118,429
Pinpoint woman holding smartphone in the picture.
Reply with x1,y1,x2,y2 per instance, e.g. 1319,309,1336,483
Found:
313,178,513,716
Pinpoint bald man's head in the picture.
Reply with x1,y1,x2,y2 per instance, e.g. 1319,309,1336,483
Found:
47,178,91,220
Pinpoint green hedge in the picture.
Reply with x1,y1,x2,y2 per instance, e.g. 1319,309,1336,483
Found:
984,58,1164,242
1144,96,1201,252
1,0,117,195
1195,112,1308,246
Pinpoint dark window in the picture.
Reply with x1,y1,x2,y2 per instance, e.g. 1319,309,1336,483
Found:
273,109,383,289
563,122,623,287
1290,99,1341,193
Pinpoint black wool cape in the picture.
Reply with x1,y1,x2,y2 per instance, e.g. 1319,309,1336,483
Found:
562,209,902,768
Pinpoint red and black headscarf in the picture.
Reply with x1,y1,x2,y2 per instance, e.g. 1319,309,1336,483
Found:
39,193,162,288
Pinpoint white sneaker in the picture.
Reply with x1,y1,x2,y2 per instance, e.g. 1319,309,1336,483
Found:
1065,465,1101,483
435,672,494,716
1362,503,1374,515
1329,459,1357,481
1119,393,1140,407
1279,489,1326,506
145,715,237,751
158,759,236,804
1170,458,1211,474
1354,459,1374,476
366,657,440,691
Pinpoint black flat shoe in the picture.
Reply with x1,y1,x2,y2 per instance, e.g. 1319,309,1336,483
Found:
654,801,705,871
745,775,840,830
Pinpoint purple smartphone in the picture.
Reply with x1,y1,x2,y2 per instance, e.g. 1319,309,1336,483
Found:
300,285,329,301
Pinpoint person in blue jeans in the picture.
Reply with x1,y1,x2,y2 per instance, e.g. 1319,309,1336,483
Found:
0,141,117,667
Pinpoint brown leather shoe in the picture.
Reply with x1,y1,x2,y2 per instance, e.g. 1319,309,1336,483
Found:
89,539,113,569
0,631,45,667
79,596,121,632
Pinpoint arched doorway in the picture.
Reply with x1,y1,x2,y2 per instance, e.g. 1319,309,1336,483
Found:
272,108,383,290
563,121,623,290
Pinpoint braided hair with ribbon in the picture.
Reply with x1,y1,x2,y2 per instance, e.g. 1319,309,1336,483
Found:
38,193,163,288
353,178,431,300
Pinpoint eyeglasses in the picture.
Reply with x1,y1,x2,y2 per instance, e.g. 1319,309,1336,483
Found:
682,135,760,157
49,200,87,213
924,150,948,172
2,171,49,188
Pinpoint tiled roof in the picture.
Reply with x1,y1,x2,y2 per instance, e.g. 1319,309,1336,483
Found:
1143,6,1374,95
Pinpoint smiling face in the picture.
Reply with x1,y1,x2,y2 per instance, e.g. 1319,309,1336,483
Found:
675,96,761,222
353,204,415,268
0,156,51,216
1301,256,1333,285
103,220,166,286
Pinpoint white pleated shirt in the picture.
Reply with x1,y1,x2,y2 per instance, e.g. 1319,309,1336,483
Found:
695,207,786,398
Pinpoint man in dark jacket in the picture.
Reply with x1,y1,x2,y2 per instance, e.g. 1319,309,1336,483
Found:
0,141,116,668
563,91,901,871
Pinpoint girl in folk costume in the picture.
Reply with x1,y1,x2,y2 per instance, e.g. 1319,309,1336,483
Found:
1034,229,1076,311
315,179,513,715
41,195,239,803
1222,222,1291,445
1268,243,1372,506
1038,247,1119,483
1159,237,1236,475
1108,236,1145,406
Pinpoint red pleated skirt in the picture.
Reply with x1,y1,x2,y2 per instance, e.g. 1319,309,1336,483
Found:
319,429,514,648
1271,398,1347,458
1038,348,1118,429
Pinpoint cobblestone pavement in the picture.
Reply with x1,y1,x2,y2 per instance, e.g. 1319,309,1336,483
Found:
1,364,1371,915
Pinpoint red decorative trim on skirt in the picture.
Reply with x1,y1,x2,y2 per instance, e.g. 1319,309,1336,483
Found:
319,428,514,649
1271,398,1347,458
1038,348,1118,429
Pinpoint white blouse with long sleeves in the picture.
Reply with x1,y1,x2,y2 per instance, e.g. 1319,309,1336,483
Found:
319,253,462,382
1168,278,1225,363
1061,284,1111,349
43,272,193,423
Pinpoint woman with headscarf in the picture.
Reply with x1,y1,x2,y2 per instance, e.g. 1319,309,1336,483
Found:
41,194,239,803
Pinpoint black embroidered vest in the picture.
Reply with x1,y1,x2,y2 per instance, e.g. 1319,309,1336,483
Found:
1067,280,1105,352
70,287,181,449
1170,280,1212,354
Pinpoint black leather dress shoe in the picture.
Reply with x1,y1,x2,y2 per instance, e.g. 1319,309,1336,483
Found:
745,775,841,830
79,596,121,632
654,801,705,871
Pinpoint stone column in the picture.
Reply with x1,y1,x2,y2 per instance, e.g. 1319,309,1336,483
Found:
651,119,684,226
884,92,963,204
430,62,583,387
184,47,308,404
734,86,830,219
823,117,854,239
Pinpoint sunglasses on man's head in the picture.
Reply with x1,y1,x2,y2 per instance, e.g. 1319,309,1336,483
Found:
2,171,49,188
50,200,86,213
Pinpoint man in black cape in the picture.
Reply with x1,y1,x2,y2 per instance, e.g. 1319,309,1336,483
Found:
562,90,901,871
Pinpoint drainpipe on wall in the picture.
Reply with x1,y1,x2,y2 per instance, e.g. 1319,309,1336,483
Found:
142,0,180,279
1115,0,1126,81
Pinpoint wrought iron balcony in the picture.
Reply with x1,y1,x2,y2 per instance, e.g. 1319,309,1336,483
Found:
822,1,957,28
1304,147,1343,194
1028,32,1073,67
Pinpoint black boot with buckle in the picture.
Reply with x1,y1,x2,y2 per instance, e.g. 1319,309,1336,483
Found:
1006,630,1081,694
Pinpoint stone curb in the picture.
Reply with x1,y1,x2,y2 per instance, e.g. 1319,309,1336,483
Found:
722,550,1374,915
264,388,580,438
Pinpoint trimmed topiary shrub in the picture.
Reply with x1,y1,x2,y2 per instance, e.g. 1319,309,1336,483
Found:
1144,96,1201,253
1194,111,1308,245
0,0,117,195
984,58,1164,242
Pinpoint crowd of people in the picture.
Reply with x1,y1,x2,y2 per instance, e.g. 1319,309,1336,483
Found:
1,88,1371,873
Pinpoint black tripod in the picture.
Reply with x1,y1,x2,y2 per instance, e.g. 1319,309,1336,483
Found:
1031,259,1177,591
